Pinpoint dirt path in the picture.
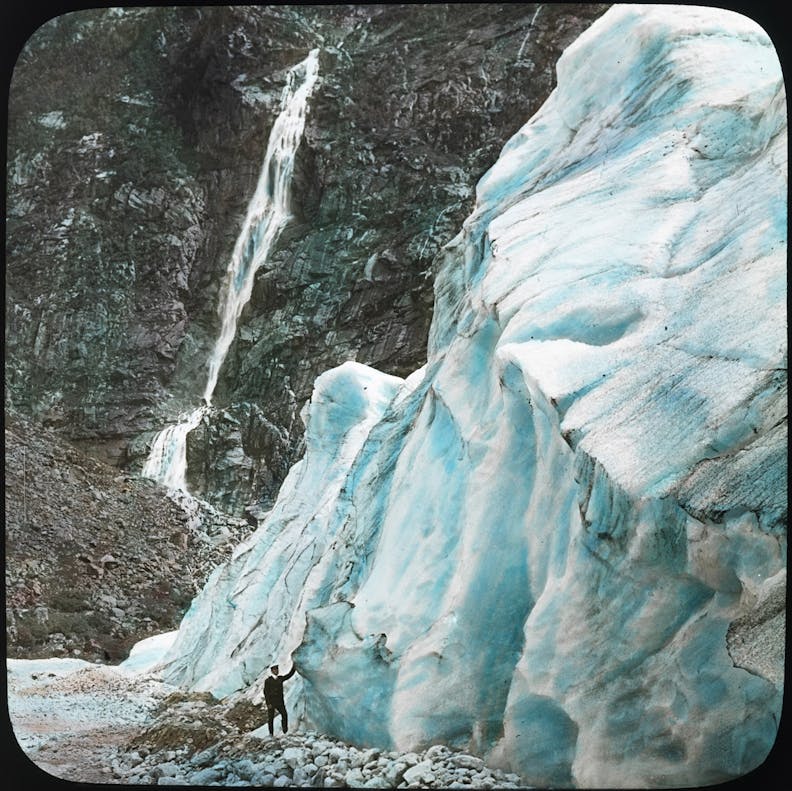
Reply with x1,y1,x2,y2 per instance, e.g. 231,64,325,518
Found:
15,721,145,784
8,657,174,785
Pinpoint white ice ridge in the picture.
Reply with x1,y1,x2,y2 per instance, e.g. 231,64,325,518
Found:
160,7,786,788
142,49,319,491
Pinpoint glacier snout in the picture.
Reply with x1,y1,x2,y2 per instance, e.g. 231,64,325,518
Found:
162,5,786,787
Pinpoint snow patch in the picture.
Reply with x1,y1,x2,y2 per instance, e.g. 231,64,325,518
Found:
37,111,65,129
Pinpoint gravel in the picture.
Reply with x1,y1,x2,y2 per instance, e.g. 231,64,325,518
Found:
8,655,529,788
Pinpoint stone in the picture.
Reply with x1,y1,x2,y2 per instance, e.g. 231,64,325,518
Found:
158,762,180,778
190,767,224,785
450,755,484,771
348,749,366,768
403,760,435,785
363,776,393,789
384,761,407,785
190,747,219,767
424,744,449,761
344,767,367,787
282,746,306,769
313,739,334,754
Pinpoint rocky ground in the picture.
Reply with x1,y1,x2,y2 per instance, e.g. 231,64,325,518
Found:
5,409,255,662
8,656,527,789
8,656,173,785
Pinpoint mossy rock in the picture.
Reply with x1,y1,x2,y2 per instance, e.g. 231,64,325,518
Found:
156,690,220,711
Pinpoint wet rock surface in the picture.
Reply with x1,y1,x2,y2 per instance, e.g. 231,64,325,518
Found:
5,409,253,662
6,4,608,513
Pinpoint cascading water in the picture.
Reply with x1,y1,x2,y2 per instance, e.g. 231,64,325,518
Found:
141,49,320,493
204,48,320,403
140,407,205,491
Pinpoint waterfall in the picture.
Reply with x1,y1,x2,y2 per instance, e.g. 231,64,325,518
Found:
141,48,320,492
203,48,320,404
140,406,206,491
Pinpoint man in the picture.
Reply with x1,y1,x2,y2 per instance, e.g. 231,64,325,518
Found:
264,663,297,735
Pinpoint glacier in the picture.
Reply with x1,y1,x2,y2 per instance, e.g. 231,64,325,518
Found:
159,5,786,787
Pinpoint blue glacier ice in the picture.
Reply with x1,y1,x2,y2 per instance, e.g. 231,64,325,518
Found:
159,6,786,787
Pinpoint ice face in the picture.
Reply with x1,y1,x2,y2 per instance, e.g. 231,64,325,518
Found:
160,7,786,787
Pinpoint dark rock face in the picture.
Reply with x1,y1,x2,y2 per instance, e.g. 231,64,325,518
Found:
6,6,318,468
6,4,609,512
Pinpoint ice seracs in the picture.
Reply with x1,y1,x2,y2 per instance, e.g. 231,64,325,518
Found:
160,6,786,787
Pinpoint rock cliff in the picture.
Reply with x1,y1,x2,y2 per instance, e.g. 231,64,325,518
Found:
6,4,607,513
